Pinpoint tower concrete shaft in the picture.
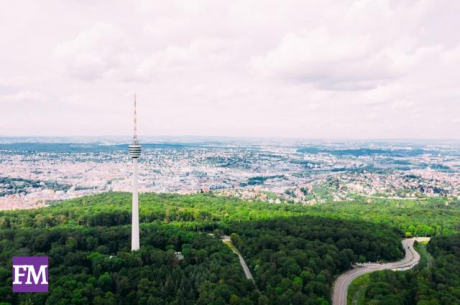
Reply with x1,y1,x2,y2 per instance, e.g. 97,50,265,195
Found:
131,158,140,251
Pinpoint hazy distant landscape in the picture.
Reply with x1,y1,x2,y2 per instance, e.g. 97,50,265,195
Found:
1,137,459,211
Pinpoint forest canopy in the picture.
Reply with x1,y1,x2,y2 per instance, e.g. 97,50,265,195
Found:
0,192,458,305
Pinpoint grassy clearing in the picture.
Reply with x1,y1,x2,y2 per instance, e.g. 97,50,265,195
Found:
347,273,370,305
415,241,433,269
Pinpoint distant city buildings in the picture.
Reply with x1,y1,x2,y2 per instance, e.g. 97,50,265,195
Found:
0,141,459,210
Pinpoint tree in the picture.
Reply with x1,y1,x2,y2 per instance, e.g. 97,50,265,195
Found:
230,233,242,249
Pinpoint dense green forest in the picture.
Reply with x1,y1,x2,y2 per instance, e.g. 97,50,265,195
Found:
304,198,460,236
1,193,459,236
0,193,403,305
0,224,256,305
359,235,460,305
230,217,403,304
0,192,459,304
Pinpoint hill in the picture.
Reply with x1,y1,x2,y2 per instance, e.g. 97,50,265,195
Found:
0,192,412,305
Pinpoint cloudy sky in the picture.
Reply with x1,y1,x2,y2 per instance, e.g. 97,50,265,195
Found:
1,0,459,139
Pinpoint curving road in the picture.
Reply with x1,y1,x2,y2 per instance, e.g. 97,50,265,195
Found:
332,237,430,305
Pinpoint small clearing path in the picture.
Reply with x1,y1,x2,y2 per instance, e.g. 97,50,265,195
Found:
221,235,255,282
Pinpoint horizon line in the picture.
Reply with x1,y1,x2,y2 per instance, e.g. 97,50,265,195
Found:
1,135,460,142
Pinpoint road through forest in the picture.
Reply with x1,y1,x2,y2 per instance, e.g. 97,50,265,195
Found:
221,235,255,282
332,237,431,305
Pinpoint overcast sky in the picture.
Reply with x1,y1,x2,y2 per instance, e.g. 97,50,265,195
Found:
1,0,459,139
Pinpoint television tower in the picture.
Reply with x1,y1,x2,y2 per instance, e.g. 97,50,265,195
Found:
129,94,141,251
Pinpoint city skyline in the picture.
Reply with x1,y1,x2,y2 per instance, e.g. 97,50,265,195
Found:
1,0,460,139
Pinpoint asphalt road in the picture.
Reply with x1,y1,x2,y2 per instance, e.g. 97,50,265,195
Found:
221,235,255,282
331,237,431,305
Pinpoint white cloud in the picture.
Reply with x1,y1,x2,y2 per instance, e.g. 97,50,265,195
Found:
0,0,459,138
250,27,399,90
0,91,48,103
136,38,238,80
391,100,414,109
54,23,128,80
249,23,435,91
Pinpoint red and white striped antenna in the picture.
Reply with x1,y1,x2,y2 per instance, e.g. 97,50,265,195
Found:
133,94,138,140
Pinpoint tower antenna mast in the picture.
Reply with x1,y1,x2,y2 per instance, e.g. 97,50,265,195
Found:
134,94,137,140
